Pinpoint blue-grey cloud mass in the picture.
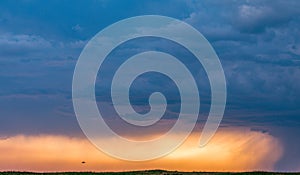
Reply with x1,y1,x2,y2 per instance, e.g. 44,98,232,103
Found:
0,0,299,171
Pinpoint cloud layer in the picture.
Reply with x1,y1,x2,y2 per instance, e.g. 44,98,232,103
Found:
0,128,282,172
0,0,299,171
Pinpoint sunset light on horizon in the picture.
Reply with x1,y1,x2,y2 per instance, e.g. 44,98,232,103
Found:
0,127,283,172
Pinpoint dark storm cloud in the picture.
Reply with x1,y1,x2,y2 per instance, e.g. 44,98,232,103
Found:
184,1,300,170
0,0,299,132
0,0,300,171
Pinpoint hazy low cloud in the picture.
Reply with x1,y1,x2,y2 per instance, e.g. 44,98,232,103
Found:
0,127,282,172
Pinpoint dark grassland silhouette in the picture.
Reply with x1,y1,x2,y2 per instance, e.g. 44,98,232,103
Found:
0,170,299,175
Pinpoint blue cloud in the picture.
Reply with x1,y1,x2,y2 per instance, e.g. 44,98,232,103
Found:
0,0,299,132
0,0,300,171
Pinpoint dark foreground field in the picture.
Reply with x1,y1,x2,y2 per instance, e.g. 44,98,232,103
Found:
0,170,299,175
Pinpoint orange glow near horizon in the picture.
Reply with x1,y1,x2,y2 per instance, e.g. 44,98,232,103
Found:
0,127,283,172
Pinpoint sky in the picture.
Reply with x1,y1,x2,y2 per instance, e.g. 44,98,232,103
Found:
0,0,300,172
